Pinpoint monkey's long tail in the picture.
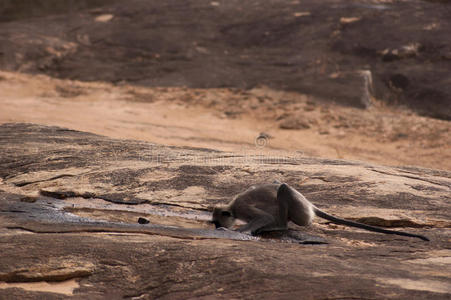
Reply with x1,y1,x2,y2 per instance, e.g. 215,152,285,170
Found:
313,208,429,241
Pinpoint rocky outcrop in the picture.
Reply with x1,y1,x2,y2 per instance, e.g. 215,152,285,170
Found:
0,0,450,119
0,123,450,298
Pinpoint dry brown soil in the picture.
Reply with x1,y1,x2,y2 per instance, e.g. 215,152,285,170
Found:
1,71,449,170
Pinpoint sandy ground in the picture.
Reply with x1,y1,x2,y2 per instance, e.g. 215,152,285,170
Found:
0,280,79,296
0,71,450,170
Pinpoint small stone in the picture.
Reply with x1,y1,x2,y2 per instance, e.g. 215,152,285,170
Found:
138,217,150,224
293,12,311,17
279,119,311,130
20,196,37,203
95,14,114,23
340,17,361,25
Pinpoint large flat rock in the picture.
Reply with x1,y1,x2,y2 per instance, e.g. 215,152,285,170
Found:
0,123,450,299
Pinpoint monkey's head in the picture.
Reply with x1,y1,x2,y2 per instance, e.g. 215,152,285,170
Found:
211,206,234,229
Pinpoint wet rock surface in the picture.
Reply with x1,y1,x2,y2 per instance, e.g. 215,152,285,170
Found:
0,123,450,298
0,0,450,119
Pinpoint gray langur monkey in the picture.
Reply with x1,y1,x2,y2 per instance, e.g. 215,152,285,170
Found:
211,182,429,241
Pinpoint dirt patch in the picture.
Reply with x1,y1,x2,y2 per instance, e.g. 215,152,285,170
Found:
0,279,79,296
0,71,449,170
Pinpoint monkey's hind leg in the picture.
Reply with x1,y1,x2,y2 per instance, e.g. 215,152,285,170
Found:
277,183,314,226
249,185,292,235
250,186,292,234
236,206,278,235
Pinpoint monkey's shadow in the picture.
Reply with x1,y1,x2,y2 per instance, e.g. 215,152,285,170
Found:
258,229,328,245
214,227,328,244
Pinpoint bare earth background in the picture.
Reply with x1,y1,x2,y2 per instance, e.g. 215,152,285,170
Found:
0,71,449,170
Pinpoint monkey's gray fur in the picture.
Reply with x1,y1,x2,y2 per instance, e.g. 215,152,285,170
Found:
211,182,429,241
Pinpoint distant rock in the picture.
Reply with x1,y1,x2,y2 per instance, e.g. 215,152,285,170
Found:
0,0,450,119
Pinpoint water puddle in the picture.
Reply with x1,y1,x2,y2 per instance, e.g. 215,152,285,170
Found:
60,196,211,228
